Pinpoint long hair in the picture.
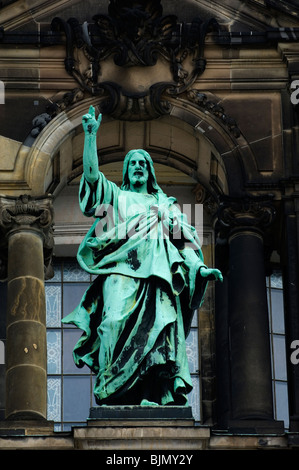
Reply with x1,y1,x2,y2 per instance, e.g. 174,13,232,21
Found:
121,149,164,194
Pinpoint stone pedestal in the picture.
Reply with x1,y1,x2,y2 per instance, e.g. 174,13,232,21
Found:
73,406,210,450
88,405,194,426
0,419,55,436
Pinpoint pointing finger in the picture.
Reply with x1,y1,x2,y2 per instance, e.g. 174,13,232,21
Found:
89,105,95,117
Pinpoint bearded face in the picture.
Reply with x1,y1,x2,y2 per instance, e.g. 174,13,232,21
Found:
127,152,149,191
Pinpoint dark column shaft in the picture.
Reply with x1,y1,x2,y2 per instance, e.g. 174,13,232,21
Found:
217,195,278,427
228,230,273,419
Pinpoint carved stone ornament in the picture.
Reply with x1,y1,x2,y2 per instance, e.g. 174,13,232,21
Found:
217,195,276,232
51,0,220,120
0,195,54,279
186,90,241,138
0,194,53,230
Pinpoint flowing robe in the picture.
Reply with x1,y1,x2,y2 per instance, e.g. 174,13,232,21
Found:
62,171,209,405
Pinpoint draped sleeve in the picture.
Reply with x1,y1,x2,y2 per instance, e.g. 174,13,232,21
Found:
79,170,119,216
167,202,209,335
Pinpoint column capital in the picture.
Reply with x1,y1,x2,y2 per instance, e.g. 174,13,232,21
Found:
0,194,54,279
217,194,276,236
0,194,53,233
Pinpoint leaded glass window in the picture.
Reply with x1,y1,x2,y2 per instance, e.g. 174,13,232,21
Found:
46,260,288,430
46,258,201,430
46,260,96,431
267,270,289,429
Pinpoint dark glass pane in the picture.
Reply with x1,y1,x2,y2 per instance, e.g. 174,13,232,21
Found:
63,283,89,318
63,329,90,374
63,376,91,422
273,334,287,381
63,423,74,431
271,289,285,334
275,381,289,428
91,375,97,407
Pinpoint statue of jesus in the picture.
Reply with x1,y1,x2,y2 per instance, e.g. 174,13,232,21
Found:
62,105,222,406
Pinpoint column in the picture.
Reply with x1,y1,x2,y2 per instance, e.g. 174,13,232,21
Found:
218,195,281,430
0,194,53,421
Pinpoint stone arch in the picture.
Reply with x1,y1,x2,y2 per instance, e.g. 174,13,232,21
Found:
22,94,251,200
22,95,248,425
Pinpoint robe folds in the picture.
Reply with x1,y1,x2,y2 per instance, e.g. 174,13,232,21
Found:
62,171,209,405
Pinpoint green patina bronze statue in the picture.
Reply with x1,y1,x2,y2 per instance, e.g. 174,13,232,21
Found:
62,106,222,407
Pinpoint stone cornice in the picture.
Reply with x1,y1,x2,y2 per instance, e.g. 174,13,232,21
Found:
2,26,299,46
1,0,299,32
0,0,79,31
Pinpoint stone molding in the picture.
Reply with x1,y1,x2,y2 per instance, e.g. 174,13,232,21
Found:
217,194,276,235
0,194,54,280
50,0,220,120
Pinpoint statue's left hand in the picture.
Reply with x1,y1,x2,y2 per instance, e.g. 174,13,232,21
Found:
200,267,223,282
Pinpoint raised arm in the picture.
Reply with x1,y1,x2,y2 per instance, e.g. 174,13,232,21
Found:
82,105,102,184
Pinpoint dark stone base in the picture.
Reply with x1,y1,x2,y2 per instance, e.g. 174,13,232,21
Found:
0,419,55,436
88,406,194,427
225,419,285,435
289,416,299,432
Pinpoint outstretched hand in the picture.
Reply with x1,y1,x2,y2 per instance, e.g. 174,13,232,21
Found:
200,267,223,282
82,105,102,136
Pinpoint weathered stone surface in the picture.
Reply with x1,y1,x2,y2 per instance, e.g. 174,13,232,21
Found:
74,425,210,450
0,196,53,420
6,320,46,370
5,365,47,420
8,232,44,280
88,405,194,426
7,277,46,324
